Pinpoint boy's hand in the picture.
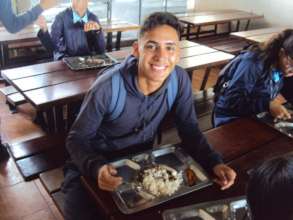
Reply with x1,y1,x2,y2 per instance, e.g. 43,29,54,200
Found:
97,165,122,191
213,164,236,190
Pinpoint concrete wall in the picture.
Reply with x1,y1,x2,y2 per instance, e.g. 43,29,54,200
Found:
195,0,293,28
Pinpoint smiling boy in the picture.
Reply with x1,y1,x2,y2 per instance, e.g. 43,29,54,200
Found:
64,12,236,220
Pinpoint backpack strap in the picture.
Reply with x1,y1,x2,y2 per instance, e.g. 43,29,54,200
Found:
107,71,126,121
108,68,178,121
167,70,178,111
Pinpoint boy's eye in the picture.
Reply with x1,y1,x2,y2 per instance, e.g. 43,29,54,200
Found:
166,45,176,51
145,43,157,51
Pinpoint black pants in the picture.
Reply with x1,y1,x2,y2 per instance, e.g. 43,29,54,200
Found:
62,167,104,220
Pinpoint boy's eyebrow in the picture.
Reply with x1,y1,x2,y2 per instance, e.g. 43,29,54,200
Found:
145,40,177,46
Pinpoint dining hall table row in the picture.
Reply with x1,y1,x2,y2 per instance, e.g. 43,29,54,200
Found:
81,117,293,220
230,26,289,43
179,10,264,40
0,20,140,67
1,40,234,133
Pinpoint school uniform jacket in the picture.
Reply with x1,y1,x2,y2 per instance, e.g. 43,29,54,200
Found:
66,56,223,179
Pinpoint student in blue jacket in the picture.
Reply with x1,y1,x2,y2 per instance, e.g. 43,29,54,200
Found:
64,12,236,220
0,0,56,161
38,0,106,60
213,29,293,127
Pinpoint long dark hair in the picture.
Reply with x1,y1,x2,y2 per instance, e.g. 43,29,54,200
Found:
247,155,293,220
248,29,293,74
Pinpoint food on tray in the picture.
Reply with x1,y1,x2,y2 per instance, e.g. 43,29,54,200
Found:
189,165,208,182
85,57,105,65
185,167,198,186
198,209,216,220
138,164,183,197
206,204,229,219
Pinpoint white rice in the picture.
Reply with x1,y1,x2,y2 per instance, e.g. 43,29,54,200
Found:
141,165,183,197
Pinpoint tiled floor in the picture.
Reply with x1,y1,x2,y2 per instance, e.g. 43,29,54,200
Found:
0,68,219,220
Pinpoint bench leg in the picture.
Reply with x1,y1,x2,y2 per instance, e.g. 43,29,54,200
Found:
245,20,251,30
187,70,193,81
200,67,212,91
7,102,17,114
106,32,113,52
115,31,122,51
187,24,191,40
214,24,218,35
236,20,241,32
34,110,47,130
46,108,55,133
55,105,65,133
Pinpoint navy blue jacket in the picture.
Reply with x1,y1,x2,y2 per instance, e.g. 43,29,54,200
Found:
0,0,43,33
214,51,283,127
66,56,223,178
51,8,106,60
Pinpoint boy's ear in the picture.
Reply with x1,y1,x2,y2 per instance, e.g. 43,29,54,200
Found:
132,41,139,58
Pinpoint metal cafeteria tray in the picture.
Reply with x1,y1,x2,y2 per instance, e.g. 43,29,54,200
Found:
256,110,293,139
163,196,251,220
110,144,212,214
63,53,117,71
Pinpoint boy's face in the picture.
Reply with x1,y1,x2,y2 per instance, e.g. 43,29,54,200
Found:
133,25,180,85
72,0,88,16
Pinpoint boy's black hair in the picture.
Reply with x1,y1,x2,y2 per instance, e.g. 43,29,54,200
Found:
139,12,182,38
247,155,293,220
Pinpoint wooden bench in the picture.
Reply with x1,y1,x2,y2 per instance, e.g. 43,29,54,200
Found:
39,167,65,216
0,85,26,113
7,132,67,180
195,35,249,54
6,92,26,112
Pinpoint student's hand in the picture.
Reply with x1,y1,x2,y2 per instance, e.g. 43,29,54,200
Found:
84,21,101,32
35,15,48,32
269,100,291,120
40,0,57,10
213,164,236,190
97,164,123,191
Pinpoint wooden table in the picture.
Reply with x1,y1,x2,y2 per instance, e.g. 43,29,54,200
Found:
179,10,264,40
81,118,293,220
0,21,140,67
1,40,234,132
230,27,288,43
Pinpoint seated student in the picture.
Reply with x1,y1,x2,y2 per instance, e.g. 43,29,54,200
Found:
41,0,106,60
247,155,293,220
213,29,293,127
64,12,236,220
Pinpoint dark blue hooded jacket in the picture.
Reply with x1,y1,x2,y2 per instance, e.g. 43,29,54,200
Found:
66,56,223,179
213,51,284,127
51,8,105,60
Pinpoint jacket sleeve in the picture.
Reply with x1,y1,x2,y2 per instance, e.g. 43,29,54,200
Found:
51,13,66,60
66,80,111,178
174,68,223,173
218,59,270,114
0,0,43,33
37,30,54,55
88,16,106,54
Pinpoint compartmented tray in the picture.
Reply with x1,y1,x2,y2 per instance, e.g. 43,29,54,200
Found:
256,103,293,138
163,196,251,220
110,144,212,214
63,53,117,71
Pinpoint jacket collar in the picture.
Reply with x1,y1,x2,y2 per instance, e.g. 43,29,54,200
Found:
72,9,88,23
